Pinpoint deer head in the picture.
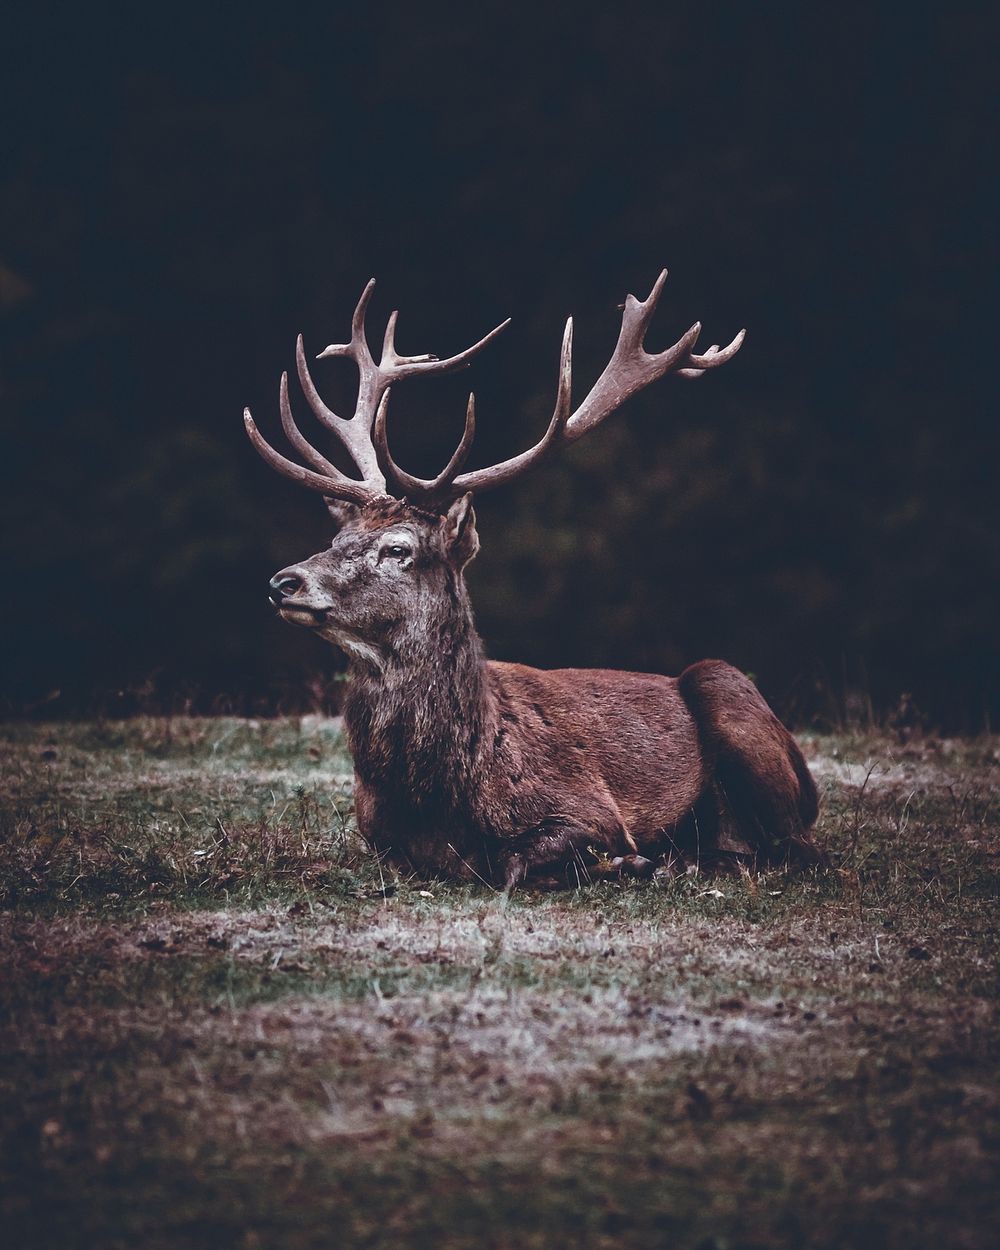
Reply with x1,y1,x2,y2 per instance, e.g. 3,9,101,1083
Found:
245,272,744,666
263,494,480,671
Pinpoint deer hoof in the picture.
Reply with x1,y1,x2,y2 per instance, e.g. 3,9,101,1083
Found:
616,854,656,879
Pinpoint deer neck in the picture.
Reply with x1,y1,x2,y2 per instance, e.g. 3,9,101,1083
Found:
342,580,495,811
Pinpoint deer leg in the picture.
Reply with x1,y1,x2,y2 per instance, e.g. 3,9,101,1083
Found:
611,854,657,878
496,814,629,890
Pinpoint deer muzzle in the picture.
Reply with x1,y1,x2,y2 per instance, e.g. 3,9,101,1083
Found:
268,568,330,627
268,573,303,605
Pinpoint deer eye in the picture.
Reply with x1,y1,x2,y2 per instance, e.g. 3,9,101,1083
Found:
381,544,412,561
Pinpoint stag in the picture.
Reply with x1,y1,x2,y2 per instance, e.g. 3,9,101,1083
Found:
244,272,820,887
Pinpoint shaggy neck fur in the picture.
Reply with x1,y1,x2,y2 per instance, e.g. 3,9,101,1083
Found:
342,566,496,822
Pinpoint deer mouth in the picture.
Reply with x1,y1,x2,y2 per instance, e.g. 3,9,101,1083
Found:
276,603,328,627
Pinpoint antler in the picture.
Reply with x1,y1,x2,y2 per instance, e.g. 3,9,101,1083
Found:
245,271,744,510
373,269,743,505
373,317,576,504
437,269,745,499
243,279,510,505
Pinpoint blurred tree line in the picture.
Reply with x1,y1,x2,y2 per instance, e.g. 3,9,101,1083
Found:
0,4,996,726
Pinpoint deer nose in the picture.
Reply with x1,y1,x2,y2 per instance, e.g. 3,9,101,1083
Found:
269,573,303,605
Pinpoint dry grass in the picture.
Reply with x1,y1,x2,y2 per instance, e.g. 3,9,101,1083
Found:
1,717,998,1249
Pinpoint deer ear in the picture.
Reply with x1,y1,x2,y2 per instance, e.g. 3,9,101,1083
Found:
443,493,479,568
325,498,361,531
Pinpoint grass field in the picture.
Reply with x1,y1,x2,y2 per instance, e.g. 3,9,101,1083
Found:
1,717,998,1249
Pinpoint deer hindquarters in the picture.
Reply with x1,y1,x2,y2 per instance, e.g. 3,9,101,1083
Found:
677,659,822,867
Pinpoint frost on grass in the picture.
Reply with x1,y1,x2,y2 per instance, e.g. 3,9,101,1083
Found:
1,719,999,1249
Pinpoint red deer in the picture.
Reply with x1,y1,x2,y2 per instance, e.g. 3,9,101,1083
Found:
244,272,820,888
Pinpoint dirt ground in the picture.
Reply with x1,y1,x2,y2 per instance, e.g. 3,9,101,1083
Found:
1,718,998,1249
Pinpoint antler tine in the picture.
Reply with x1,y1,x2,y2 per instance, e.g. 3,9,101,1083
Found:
676,348,718,380
381,309,437,367
449,317,574,497
308,281,384,482
278,372,341,477
297,330,386,483
243,409,381,506
295,334,342,427
633,266,669,325
315,279,377,363
374,390,479,502
371,390,430,499
318,284,510,383
351,278,376,348
383,315,512,381
676,329,747,378
433,392,478,486
688,328,746,369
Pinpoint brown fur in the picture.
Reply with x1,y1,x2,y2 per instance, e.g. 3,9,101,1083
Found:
270,498,821,888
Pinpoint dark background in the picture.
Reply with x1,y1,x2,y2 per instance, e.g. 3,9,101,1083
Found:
1,4,996,727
